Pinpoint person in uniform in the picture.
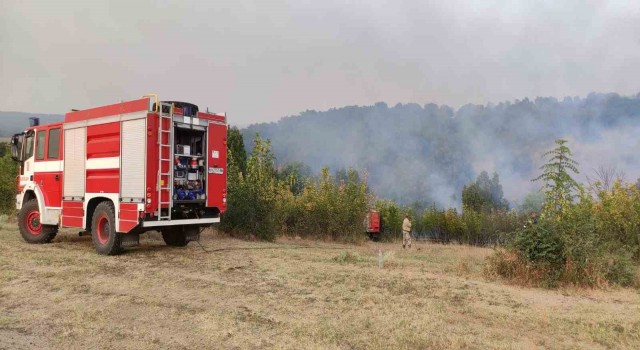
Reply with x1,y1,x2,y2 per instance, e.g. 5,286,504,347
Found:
402,214,412,249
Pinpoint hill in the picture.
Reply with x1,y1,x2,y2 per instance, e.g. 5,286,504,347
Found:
243,92,640,207
0,112,63,136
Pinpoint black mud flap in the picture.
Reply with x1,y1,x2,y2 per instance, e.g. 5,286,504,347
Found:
121,233,140,247
185,226,200,242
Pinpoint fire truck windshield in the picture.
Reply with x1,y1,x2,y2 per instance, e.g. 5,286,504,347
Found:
24,132,34,159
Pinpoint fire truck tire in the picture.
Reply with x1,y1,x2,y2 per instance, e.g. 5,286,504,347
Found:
90,201,123,255
18,199,58,244
161,227,189,247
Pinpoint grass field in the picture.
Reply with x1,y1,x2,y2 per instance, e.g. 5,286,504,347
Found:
0,220,639,349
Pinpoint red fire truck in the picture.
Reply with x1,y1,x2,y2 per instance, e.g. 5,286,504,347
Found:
9,95,227,255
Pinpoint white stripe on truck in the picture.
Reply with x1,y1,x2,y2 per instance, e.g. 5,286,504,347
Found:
86,157,120,170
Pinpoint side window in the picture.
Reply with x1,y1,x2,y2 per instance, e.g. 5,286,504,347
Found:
24,133,35,159
36,130,46,160
48,128,61,159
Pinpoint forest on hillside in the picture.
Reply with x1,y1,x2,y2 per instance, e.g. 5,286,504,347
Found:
243,92,640,208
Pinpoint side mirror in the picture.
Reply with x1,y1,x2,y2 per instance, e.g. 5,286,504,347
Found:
10,133,24,162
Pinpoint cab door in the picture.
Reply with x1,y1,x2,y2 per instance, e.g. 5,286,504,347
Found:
19,131,36,189
33,126,63,208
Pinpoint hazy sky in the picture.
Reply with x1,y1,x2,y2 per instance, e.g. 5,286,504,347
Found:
1,0,639,125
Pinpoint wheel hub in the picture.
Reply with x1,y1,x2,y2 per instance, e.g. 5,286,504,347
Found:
26,211,42,235
96,215,110,244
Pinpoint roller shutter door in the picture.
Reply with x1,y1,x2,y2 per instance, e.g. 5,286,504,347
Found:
63,127,86,198
120,119,146,200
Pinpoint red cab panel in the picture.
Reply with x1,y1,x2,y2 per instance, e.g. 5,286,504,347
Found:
34,172,63,207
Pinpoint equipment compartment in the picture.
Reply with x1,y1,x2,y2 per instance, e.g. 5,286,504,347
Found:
173,125,207,203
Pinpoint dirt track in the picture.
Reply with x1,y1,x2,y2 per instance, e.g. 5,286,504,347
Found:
0,223,639,349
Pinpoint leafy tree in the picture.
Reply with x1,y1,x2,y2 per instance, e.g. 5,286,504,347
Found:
335,167,362,185
462,183,485,212
519,190,544,214
222,134,279,240
227,126,247,175
277,161,312,195
532,139,580,219
462,171,508,212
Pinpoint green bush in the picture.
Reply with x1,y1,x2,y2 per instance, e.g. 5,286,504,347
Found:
0,143,18,215
284,167,368,242
222,134,369,242
332,251,362,264
221,135,279,241
375,199,405,242
390,204,519,246
513,222,564,267
488,140,639,288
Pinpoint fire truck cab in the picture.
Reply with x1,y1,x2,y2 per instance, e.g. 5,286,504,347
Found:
10,95,227,255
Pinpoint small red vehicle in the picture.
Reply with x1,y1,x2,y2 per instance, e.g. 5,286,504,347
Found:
364,209,381,241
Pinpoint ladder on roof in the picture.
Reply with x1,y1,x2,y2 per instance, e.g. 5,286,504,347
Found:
157,102,174,220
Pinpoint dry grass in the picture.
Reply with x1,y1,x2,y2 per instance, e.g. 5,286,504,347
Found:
0,222,639,350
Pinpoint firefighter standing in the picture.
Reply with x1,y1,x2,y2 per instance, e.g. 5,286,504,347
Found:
402,214,412,249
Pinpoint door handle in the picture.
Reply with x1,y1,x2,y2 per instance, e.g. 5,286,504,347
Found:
55,174,59,181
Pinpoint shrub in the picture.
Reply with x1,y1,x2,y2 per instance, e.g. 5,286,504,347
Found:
288,168,368,242
412,206,519,246
332,251,362,264
221,135,279,241
0,144,18,215
487,140,639,288
223,134,369,242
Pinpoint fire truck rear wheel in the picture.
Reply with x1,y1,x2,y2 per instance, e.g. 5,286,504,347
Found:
18,199,58,244
90,201,123,255
161,227,189,247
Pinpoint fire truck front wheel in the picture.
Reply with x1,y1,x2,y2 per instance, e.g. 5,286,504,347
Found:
18,199,58,244
90,201,123,255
